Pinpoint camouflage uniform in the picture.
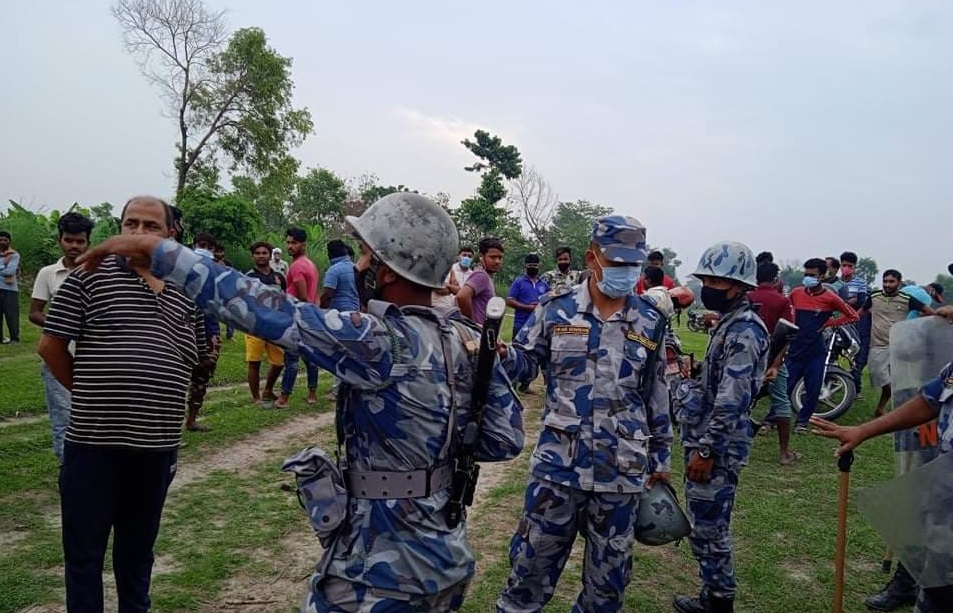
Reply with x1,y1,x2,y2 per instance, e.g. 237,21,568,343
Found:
540,268,583,293
672,299,769,601
497,216,673,613
913,363,953,612
148,239,526,612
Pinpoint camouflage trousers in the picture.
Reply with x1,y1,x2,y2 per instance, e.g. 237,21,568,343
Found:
497,477,640,613
303,576,469,613
188,334,221,412
684,459,740,599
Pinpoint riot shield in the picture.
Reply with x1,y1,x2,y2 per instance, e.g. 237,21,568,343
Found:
888,317,953,472
857,452,953,589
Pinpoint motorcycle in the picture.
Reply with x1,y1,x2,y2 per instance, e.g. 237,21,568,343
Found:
790,326,859,421
686,308,711,333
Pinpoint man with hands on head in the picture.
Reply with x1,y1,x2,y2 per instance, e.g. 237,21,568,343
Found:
76,193,525,612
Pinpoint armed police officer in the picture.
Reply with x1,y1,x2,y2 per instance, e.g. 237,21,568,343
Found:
496,216,673,613
672,242,770,613
78,193,525,612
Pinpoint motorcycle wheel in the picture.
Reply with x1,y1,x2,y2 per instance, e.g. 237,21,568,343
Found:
791,368,857,421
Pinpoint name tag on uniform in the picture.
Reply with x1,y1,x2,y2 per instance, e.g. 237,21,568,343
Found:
553,324,589,336
626,330,658,350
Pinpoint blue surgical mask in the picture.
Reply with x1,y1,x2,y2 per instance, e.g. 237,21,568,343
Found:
459,256,472,268
593,255,641,298
194,248,214,259
802,276,820,288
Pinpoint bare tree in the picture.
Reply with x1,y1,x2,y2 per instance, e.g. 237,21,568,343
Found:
507,165,557,246
113,0,227,196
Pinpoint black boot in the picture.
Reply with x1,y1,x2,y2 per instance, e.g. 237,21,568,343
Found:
709,596,734,613
865,564,918,611
673,594,708,613
674,592,734,613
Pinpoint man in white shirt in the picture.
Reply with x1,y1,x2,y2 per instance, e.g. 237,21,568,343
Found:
29,212,94,464
432,246,475,312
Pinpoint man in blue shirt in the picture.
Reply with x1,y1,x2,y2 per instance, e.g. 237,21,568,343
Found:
506,254,550,393
320,239,359,312
507,254,549,337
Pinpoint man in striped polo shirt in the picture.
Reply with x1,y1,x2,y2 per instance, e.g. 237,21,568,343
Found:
38,196,207,613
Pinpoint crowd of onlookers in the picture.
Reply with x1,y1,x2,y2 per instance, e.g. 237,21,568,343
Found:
5,202,953,612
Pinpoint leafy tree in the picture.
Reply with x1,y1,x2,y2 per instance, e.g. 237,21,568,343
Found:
231,155,299,232
539,200,613,272
288,168,349,234
89,202,122,245
856,257,879,285
176,189,260,251
458,130,523,237
113,0,313,198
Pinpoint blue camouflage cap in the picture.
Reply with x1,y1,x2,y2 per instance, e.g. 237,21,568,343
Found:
591,215,647,264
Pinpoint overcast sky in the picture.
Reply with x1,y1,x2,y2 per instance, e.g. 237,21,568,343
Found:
1,1,951,283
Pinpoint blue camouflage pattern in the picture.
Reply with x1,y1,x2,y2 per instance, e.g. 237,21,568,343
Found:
674,299,769,468
497,281,672,611
672,299,768,599
691,242,758,288
590,215,647,264
497,478,641,613
149,240,525,600
308,576,469,612
683,461,739,599
922,362,953,455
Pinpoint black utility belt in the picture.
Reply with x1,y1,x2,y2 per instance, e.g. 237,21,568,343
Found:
345,464,453,499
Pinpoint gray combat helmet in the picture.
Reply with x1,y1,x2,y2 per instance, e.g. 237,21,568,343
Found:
691,241,758,288
346,193,459,289
634,480,692,546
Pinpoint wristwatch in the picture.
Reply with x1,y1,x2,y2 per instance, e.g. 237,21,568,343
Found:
696,445,712,459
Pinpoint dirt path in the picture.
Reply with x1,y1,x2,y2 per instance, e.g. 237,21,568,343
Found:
198,388,546,612
171,412,334,492
15,384,543,613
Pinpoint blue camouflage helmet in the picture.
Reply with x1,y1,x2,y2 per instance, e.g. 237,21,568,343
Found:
590,215,647,264
691,241,757,288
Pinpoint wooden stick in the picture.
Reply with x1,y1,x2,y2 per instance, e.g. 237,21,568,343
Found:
834,450,854,613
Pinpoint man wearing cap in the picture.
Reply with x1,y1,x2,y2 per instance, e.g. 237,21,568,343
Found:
75,193,525,612
496,216,672,613
671,241,770,613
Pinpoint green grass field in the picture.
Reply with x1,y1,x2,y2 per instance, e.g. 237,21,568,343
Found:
0,298,905,613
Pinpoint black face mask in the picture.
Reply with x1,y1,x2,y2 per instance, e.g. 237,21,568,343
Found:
526,267,538,277
701,286,733,313
357,257,381,306
557,262,570,273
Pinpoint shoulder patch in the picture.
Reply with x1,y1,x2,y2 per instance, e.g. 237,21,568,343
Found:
625,329,658,350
